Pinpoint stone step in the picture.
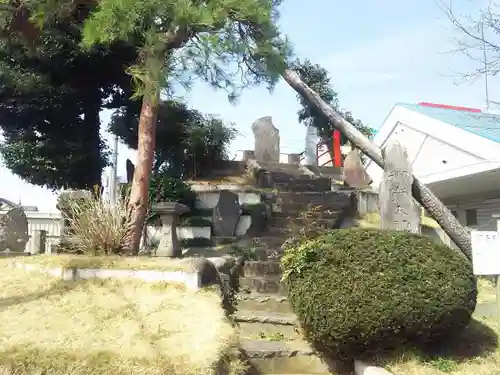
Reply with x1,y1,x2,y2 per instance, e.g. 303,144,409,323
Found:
239,321,299,341
235,237,287,249
272,181,331,192
237,310,298,341
240,275,287,295
257,162,306,175
267,217,341,229
303,165,343,179
183,247,284,261
237,293,293,314
236,310,296,325
241,339,340,374
270,210,342,220
243,260,282,277
274,199,350,216
183,242,287,261
269,173,316,181
275,191,350,205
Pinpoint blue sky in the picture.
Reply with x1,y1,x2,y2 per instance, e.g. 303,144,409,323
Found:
3,0,500,210
104,0,500,162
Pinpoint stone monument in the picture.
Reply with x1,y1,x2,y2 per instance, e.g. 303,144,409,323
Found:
378,139,420,233
0,206,29,252
126,159,135,184
212,190,241,237
251,116,280,162
342,149,372,188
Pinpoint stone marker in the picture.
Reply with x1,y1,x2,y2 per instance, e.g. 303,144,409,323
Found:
251,116,280,162
342,149,372,188
126,159,135,183
287,153,301,164
153,202,190,257
213,190,241,237
378,139,420,233
242,150,255,161
0,206,29,252
32,230,47,254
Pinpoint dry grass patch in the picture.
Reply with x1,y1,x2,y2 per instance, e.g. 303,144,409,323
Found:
12,254,197,272
0,261,244,375
370,280,500,375
477,277,496,304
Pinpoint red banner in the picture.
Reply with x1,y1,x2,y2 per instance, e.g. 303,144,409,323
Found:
333,130,341,167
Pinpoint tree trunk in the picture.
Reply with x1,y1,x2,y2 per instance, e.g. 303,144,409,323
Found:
282,69,472,261
123,87,159,254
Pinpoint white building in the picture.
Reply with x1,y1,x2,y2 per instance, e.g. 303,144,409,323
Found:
365,102,500,231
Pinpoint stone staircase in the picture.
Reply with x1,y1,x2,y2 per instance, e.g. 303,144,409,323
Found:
232,162,352,375
179,160,355,374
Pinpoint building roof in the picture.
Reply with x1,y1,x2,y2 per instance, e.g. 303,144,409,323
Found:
397,102,500,143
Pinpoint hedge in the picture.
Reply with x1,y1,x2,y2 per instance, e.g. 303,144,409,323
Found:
282,228,477,358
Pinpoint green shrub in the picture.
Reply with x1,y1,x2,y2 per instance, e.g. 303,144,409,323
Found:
282,228,477,359
149,173,197,208
147,173,197,223
179,216,212,227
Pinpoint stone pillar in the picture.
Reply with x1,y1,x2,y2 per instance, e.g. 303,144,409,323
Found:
251,116,280,162
342,149,372,188
32,230,47,254
378,139,420,233
287,153,301,164
242,150,255,161
152,202,190,257
304,125,318,166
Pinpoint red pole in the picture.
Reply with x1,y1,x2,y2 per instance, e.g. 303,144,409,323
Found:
333,130,342,167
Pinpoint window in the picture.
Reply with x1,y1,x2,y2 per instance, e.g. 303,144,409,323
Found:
465,209,478,226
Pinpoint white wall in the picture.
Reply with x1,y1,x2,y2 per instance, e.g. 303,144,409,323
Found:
441,191,500,232
0,210,62,253
366,121,485,188
412,137,483,179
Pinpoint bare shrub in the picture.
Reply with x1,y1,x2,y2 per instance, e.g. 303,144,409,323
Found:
63,192,128,255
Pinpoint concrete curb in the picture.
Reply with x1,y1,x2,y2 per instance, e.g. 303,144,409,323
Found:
355,360,394,375
11,255,236,291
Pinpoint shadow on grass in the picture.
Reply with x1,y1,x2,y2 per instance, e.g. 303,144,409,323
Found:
359,318,498,369
0,279,78,311
421,319,498,361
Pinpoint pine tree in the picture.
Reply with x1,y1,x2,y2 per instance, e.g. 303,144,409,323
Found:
78,0,290,252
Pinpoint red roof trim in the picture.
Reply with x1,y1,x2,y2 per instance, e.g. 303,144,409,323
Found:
417,102,482,113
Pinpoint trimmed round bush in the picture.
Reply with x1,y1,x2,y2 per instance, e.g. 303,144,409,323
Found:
282,228,477,358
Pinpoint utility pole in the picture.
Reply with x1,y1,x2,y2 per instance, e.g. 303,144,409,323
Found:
109,134,119,205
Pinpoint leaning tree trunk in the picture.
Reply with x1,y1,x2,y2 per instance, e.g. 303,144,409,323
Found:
123,86,160,254
281,69,472,260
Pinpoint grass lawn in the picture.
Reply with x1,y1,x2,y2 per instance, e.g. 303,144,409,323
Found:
0,258,244,375
372,278,500,375
12,254,198,272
